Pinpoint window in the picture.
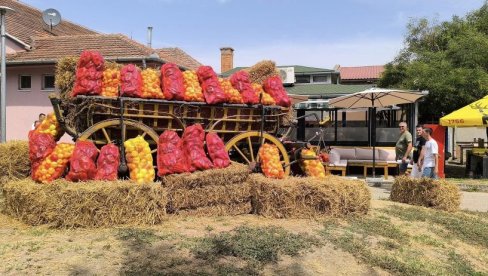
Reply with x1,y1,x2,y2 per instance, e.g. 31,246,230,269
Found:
18,75,31,90
312,75,328,83
42,74,55,90
295,75,311,83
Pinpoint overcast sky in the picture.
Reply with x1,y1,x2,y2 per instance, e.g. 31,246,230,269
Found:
23,0,486,72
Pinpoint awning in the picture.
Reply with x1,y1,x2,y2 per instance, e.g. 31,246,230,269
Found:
440,96,488,127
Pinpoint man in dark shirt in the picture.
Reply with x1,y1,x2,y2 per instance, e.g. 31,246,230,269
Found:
411,124,426,178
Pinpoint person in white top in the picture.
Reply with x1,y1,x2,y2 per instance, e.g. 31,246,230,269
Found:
418,127,439,179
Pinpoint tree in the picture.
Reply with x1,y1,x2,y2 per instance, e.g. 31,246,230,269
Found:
379,2,488,122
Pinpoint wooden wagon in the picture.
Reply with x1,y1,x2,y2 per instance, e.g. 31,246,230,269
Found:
49,94,292,175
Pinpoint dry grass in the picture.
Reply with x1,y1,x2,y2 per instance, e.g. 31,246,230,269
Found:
249,174,371,218
391,176,461,212
161,162,250,190
167,182,252,211
173,202,252,217
55,56,78,99
0,141,30,186
247,60,280,85
163,162,252,216
2,179,167,228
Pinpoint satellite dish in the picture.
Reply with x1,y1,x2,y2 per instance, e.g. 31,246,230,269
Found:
42,8,61,30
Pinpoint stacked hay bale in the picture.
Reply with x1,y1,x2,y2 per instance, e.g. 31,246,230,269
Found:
2,179,167,228
0,141,30,187
249,174,371,218
162,162,252,216
247,60,280,85
391,176,461,212
55,56,79,100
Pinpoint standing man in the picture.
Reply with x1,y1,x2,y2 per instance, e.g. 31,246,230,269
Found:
418,128,439,179
396,122,413,175
411,125,426,178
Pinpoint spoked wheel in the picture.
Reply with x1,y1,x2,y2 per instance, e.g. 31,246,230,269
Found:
225,131,290,176
78,119,159,153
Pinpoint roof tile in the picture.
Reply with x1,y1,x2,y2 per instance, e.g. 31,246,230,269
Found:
156,48,202,70
339,65,385,80
7,34,156,63
0,0,97,45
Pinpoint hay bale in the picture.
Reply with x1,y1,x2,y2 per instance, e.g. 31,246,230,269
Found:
390,176,461,212
167,182,251,212
249,174,371,218
174,202,252,217
55,56,78,100
0,141,30,186
161,162,250,190
3,179,167,228
247,60,280,84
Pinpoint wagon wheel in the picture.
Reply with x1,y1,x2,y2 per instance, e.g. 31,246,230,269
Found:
225,131,290,176
78,119,159,154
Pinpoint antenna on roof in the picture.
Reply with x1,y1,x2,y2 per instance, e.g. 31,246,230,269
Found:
42,8,61,31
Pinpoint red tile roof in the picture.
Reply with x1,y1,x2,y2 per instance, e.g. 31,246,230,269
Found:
156,48,202,70
0,0,97,45
339,65,385,80
7,34,158,63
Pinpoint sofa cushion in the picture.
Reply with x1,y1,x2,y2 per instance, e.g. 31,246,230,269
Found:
329,149,341,165
378,148,396,161
332,148,356,160
355,148,379,160
328,159,347,167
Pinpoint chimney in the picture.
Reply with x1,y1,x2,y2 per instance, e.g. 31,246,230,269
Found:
220,47,234,73
147,26,153,48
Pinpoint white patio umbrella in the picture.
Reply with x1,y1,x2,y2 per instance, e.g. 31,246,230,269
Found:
328,88,426,178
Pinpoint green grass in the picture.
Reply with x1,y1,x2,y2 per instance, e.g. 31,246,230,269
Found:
381,206,488,249
320,205,488,275
116,228,167,246
191,226,322,268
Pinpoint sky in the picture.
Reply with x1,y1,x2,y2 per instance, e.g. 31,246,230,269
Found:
23,0,486,72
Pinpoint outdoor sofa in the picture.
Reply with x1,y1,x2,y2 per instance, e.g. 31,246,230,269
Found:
327,147,411,179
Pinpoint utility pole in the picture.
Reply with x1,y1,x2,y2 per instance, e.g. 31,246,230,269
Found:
0,6,14,143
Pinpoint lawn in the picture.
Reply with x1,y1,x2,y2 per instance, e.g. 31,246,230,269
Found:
1,191,487,275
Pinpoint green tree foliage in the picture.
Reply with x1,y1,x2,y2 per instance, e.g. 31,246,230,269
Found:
379,3,488,122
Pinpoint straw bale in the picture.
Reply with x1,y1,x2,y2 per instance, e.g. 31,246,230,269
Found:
390,176,461,212
249,174,371,218
104,61,122,70
0,141,30,186
167,182,252,212
247,60,280,85
55,56,78,100
174,202,252,217
161,162,250,190
3,179,167,228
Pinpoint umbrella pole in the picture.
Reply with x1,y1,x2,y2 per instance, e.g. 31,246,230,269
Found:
372,105,376,178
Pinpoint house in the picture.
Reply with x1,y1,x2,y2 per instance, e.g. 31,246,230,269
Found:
335,65,385,85
218,48,413,146
2,0,202,140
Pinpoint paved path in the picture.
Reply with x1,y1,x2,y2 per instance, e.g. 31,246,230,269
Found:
369,187,488,212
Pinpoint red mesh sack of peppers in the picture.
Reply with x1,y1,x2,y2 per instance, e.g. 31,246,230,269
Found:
95,143,120,181
206,132,230,168
72,50,104,97
28,131,56,178
32,143,75,183
161,63,185,101
230,70,259,104
66,141,99,182
196,66,227,104
263,76,291,107
181,124,213,171
120,64,143,97
157,130,190,176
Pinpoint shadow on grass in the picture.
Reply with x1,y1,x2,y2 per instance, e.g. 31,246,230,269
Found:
116,226,321,276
